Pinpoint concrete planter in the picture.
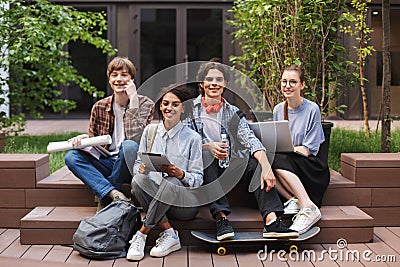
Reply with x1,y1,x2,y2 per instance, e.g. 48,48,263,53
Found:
319,121,334,163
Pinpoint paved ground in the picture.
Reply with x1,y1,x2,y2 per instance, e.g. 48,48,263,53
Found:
22,119,400,135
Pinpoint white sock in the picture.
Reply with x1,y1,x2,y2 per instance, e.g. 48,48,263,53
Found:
136,230,147,239
265,217,277,226
164,227,176,236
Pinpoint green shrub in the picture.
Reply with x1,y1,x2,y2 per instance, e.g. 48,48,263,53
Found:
328,128,400,171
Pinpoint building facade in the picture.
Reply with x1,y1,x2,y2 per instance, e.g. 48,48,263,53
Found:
52,0,400,120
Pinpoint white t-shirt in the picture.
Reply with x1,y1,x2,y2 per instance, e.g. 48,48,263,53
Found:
108,102,126,154
201,106,222,143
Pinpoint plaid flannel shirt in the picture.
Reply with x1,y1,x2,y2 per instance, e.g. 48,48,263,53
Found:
89,94,154,146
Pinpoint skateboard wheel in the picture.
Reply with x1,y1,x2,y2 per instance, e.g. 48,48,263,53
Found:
217,246,226,256
290,245,298,252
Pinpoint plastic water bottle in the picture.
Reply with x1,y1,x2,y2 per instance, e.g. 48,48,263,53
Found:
219,133,230,168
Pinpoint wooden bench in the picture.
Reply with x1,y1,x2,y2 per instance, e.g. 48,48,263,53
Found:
20,170,374,245
19,160,374,245
341,153,400,226
20,205,373,245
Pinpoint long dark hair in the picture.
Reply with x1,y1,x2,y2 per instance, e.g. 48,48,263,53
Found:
155,84,194,120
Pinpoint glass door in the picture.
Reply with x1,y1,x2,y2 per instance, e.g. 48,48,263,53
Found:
131,4,232,85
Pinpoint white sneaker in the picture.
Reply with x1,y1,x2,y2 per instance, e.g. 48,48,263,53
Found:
150,230,181,257
126,233,146,261
289,205,321,234
284,197,300,215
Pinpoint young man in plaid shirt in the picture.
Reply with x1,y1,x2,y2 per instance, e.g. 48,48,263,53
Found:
65,57,154,208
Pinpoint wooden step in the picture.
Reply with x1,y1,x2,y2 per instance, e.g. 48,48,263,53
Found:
361,207,400,227
39,167,358,207
20,206,96,245
0,154,50,189
25,188,96,208
38,167,354,190
0,154,50,228
36,166,84,189
20,205,373,245
341,153,400,187
339,153,400,227
327,169,355,188
322,169,366,206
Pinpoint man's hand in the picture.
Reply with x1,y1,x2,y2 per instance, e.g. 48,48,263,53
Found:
138,163,150,175
260,168,276,192
125,80,139,108
68,134,89,148
159,164,185,179
203,142,228,160
124,79,137,97
253,150,276,192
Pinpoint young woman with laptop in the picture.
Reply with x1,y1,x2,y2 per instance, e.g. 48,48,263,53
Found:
272,65,330,234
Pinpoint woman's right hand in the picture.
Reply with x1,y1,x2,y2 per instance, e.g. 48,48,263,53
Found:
68,134,89,148
203,142,229,160
138,163,150,174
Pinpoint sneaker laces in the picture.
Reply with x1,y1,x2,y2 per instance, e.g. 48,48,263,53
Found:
292,207,312,228
285,198,298,209
154,232,170,248
129,235,144,251
217,218,229,228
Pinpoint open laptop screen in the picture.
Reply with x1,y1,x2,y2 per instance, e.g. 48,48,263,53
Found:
248,120,295,153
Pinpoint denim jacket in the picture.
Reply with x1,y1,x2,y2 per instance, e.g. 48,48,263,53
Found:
184,95,265,158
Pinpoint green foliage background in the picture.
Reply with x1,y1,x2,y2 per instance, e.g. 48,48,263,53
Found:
228,0,352,117
0,0,115,134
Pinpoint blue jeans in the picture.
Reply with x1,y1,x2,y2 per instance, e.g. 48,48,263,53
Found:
65,140,139,201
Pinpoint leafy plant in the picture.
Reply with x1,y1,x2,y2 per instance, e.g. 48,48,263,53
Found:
0,0,116,135
228,0,352,118
341,0,375,137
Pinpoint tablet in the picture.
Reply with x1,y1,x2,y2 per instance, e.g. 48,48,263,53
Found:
138,152,173,172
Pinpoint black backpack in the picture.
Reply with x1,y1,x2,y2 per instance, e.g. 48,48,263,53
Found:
73,200,141,260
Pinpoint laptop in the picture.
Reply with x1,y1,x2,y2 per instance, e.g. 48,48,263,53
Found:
248,120,295,153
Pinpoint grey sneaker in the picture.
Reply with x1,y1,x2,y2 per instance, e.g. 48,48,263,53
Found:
289,205,321,234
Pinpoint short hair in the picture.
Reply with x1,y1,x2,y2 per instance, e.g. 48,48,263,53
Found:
209,57,222,63
283,64,305,83
155,84,194,120
107,57,136,78
196,62,230,95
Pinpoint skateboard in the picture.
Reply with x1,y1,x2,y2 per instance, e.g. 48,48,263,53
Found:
191,226,320,255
